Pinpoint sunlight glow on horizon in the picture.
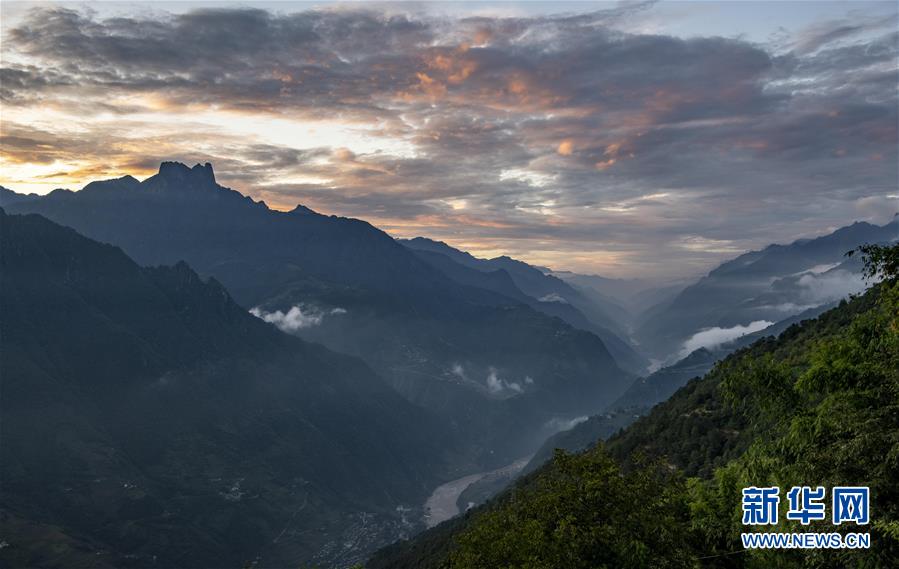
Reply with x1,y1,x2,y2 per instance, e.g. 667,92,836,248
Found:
1,1,895,279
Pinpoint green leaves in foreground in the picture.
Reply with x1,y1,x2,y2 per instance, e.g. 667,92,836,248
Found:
447,448,695,569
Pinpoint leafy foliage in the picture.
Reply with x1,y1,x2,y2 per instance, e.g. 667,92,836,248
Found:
446,448,695,569
849,242,899,283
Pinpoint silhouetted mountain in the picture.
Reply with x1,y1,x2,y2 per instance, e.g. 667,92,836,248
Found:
400,237,648,375
401,238,630,328
0,209,452,568
0,185,41,206
2,164,633,465
400,247,532,304
634,217,898,360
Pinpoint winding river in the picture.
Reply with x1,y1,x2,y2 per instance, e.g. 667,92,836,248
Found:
423,455,533,528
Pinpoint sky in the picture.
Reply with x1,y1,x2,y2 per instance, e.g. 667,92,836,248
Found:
1,1,897,279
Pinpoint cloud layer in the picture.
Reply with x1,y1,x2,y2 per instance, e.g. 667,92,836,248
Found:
1,3,896,278
797,269,868,304
680,320,774,358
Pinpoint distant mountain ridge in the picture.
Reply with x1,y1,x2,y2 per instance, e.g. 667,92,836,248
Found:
634,215,898,360
1,163,634,466
400,237,648,375
0,185,41,206
611,299,837,412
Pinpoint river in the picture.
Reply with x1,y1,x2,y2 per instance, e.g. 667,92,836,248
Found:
423,455,533,528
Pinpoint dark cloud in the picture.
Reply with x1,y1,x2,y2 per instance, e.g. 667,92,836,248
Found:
0,4,896,278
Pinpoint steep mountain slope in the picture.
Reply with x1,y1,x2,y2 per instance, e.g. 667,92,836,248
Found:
2,164,633,465
634,216,898,361
611,301,835,412
518,409,640,476
0,210,451,568
369,246,899,568
400,237,648,374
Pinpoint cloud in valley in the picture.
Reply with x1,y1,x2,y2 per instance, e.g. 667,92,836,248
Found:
680,320,774,358
486,367,524,394
543,415,589,435
538,293,568,304
249,304,345,333
797,269,868,303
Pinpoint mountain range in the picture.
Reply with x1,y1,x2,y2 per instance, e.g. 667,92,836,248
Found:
2,162,895,568
0,209,452,567
633,216,898,361
399,237,647,374
0,163,633,469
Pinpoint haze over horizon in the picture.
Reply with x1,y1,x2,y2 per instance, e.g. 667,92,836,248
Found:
1,0,897,279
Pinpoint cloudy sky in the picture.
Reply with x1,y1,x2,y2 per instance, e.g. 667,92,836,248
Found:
1,1,896,278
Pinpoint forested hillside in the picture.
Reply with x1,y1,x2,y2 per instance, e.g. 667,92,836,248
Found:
370,244,899,568
0,210,452,568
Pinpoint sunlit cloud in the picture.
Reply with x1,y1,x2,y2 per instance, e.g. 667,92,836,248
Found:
0,3,896,278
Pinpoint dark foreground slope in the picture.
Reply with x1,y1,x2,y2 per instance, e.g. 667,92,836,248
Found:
370,245,899,569
2,164,632,465
0,210,450,568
